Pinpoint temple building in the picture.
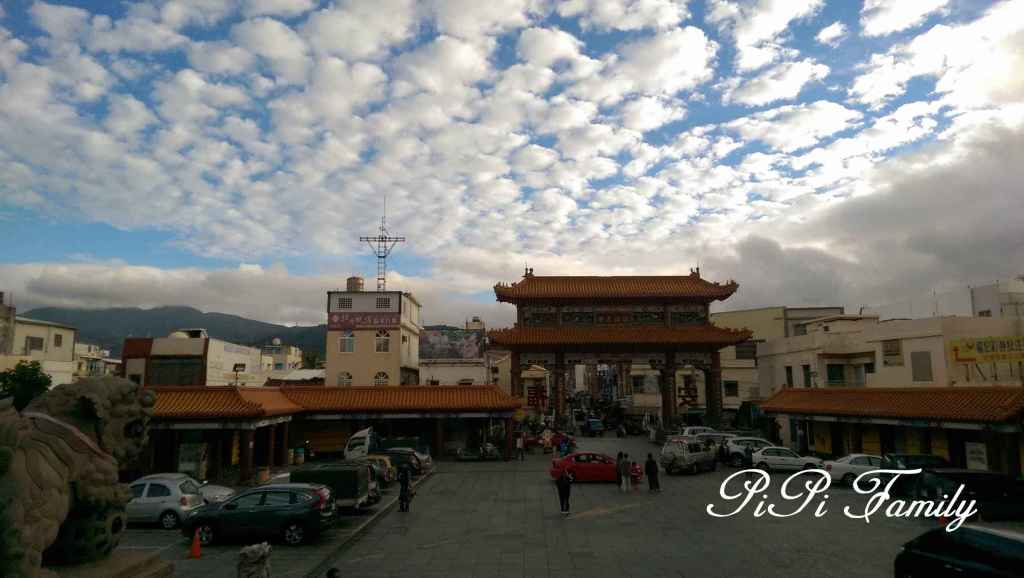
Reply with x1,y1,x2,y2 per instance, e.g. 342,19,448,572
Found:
488,269,751,427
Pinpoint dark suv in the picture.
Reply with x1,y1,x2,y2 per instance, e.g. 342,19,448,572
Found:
181,483,334,546
911,468,1024,521
880,453,950,496
894,525,1024,577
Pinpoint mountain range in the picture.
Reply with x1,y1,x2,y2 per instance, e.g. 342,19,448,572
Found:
21,306,327,358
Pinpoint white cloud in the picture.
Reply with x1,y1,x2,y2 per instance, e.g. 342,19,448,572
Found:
516,27,582,68
30,1,90,41
104,94,157,137
557,0,689,31
618,96,686,131
860,0,949,37
815,21,846,46
851,1,1024,108
392,35,490,96
572,27,717,104
303,0,418,61
242,0,317,18
728,100,862,152
723,58,829,106
160,0,238,28
708,0,823,71
87,14,190,53
430,0,538,41
231,17,310,84
187,41,255,75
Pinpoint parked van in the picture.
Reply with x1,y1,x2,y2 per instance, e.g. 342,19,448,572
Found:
344,427,373,460
659,439,717,475
290,462,370,510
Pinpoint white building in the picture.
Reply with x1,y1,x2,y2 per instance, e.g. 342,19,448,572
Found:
862,277,1024,320
121,329,265,386
4,317,78,386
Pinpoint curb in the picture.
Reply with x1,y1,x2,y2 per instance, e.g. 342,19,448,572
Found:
303,469,435,578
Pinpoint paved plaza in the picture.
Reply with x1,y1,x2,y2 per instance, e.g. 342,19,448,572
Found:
323,436,933,578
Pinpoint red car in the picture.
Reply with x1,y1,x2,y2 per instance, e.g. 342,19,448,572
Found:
549,452,643,483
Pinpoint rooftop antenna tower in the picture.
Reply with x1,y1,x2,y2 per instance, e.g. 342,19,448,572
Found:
360,198,405,292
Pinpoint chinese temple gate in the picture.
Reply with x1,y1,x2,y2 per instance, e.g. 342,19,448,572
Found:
489,269,751,427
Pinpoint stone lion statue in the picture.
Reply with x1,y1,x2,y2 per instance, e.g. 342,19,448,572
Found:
0,376,156,578
237,542,271,578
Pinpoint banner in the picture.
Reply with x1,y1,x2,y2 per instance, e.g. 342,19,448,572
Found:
948,336,1024,364
328,312,401,330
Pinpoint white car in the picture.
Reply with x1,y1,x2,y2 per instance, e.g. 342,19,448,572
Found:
726,437,774,466
680,426,716,437
824,454,883,485
752,446,823,472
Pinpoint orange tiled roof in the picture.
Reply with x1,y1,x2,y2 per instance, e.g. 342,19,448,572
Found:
488,325,751,347
151,386,302,419
761,387,1024,423
493,273,738,303
281,385,521,412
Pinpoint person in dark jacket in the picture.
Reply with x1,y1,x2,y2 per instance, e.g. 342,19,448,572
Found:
717,440,728,463
615,451,624,487
556,469,573,515
644,453,660,492
398,465,412,512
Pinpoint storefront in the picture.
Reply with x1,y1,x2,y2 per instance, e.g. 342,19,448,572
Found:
142,385,521,484
762,387,1024,478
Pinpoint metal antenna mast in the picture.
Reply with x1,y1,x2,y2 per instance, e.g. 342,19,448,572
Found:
359,204,405,292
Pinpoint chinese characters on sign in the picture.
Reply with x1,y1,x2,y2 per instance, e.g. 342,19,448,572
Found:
328,312,401,330
949,336,1024,364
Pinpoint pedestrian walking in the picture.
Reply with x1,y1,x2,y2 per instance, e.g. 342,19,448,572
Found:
516,432,526,461
556,468,573,515
630,461,639,491
398,465,412,512
619,453,632,492
615,451,624,487
717,440,728,463
645,453,660,492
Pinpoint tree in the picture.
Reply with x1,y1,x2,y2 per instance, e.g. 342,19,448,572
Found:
0,361,52,411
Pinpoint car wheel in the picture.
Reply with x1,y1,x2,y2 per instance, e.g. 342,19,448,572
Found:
196,523,215,546
841,473,855,486
159,510,180,530
282,521,306,546
756,462,769,472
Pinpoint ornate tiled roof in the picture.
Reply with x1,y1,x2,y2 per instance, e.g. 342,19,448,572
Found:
761,387,1024,423
488,325,751,347
150,386,301,419
281,385,520,412
493,273,739,303
150,385,519,419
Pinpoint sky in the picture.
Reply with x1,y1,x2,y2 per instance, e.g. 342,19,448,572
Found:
1,0,1022,328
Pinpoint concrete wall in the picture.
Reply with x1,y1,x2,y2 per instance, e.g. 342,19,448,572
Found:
13,320,76,363
206,339,265,386
420,360,487,385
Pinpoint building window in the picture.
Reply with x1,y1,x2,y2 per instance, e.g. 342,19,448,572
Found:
428,379,440,385
337,372,352,386
376,296,391,309
374,371,389,386
458,379,474,386
735,340,757,360
978,309,991,317
339,330,355,353
54,334,63,348
337,297,353,309
911,351,933,382
802,365,811,388
785,366,794,387
723,380,739,397
25,336,44,353
402,335,408,343
882,339,903,366
826,364,845,386
865,362,875,374
149,357,204,386
375,330,390,352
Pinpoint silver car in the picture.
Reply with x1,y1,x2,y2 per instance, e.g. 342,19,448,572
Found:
127,473,235,529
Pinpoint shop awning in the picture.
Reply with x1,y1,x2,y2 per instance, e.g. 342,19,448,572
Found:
761,386,1024,425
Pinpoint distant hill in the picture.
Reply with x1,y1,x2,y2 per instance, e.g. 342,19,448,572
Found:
21,306,327,358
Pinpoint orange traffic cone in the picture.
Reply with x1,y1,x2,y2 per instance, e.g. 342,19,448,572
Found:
188,528,201,559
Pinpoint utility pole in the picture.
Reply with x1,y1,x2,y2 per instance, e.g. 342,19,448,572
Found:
359,204,405,292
